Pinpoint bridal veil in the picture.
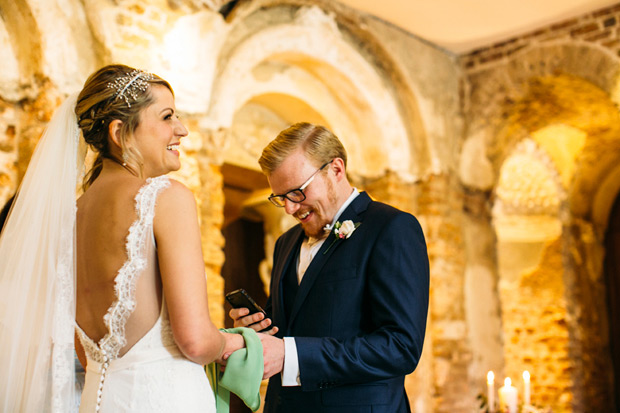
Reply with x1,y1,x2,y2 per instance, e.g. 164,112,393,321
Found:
0,93,86,412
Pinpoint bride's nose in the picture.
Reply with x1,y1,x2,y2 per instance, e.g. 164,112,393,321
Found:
175,119,188,137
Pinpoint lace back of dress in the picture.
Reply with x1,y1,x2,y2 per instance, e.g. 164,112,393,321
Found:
77,176,170,411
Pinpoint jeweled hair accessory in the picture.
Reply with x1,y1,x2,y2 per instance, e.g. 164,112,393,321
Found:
107,69,154,107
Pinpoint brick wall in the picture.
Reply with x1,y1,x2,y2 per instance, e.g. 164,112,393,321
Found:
461,3,620,71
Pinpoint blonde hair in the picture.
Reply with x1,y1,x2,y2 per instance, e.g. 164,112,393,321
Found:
75,64,172,189
259,122,347,174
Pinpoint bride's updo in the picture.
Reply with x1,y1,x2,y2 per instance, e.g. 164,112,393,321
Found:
75,64,172,188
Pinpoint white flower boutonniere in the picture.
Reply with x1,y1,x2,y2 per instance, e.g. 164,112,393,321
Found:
323,220,360,254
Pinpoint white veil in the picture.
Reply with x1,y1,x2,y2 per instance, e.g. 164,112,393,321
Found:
0,93,86,412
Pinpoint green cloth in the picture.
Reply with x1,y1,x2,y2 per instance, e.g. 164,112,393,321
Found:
207,327,263,413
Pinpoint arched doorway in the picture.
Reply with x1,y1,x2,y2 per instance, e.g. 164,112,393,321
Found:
221,162,270,325
221,162,270,413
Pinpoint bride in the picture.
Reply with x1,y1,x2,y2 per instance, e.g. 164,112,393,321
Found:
0,64,245,412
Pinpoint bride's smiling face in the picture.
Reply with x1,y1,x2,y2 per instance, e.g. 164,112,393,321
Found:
130,85,188,177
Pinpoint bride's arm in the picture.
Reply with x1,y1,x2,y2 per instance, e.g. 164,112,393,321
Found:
154,179,243,365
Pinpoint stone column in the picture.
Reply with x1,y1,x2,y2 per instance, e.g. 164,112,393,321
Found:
563,218,614,412
461,188,505,408
186,124,228,327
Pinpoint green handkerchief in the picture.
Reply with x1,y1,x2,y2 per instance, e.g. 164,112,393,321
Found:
207,327,263,413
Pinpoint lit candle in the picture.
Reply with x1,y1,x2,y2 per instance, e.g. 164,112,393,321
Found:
498,377,518,413
487,371,495,413
523,371,531,406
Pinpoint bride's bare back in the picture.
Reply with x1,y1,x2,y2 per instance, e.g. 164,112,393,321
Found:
76,168,162,357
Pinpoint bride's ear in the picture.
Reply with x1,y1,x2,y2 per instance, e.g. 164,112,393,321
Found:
108,119,124,150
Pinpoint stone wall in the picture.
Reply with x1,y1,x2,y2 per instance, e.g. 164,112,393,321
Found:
459,3,620,411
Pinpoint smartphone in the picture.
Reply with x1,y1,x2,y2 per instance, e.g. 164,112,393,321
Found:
225,288,266,318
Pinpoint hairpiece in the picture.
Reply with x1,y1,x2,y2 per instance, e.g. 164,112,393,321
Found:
107,69,154,107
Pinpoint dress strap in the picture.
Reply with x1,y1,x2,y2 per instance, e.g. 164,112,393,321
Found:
99,175,171,360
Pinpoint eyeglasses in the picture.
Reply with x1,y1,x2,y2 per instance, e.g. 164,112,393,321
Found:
268,160,333,207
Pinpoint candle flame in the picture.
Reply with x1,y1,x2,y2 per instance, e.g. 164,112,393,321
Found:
487,371,494,384
505,377,511,387
523,371,530,382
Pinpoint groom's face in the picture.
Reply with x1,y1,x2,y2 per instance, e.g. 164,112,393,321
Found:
268,149,338,238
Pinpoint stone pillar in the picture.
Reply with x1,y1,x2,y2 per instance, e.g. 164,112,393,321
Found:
419,175,471,413
563,218,614,412
461,188,504,407
495,216,572,412
491,137,576,412
187,124,227,327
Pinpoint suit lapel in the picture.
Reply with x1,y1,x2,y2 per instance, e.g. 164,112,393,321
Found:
287,192,372,328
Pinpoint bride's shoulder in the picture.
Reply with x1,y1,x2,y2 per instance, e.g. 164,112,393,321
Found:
156,177,192,198
152,178,199,238
154,178,197,213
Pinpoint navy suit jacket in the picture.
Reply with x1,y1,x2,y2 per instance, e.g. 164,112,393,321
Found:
263,192,429,413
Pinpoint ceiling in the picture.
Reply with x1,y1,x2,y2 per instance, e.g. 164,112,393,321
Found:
337,0,619,54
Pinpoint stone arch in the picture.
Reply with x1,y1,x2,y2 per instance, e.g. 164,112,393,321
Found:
0,0,96,95
208,4,419,179
570,104,620,227
477,68,620,410
28,0,96,92
225,92,329,170
462,42,620,191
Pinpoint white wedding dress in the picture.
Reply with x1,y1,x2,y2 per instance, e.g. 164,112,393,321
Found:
75,176,216,412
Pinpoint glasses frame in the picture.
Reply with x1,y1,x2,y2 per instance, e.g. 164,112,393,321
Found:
268,160,333,207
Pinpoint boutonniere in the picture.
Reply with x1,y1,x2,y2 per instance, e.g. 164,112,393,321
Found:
323,220,361,254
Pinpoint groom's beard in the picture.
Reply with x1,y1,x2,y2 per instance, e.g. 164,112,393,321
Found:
300,179,338,239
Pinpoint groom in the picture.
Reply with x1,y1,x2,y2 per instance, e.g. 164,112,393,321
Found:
232,122,429,413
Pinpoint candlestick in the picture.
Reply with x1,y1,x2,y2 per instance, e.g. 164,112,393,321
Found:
487,371,495,413
523,371,531,406
498,377,518,413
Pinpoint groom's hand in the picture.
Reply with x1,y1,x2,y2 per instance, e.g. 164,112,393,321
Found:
258,333,284,380
229,308,279,335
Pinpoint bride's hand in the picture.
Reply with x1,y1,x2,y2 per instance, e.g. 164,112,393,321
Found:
217,332,245,365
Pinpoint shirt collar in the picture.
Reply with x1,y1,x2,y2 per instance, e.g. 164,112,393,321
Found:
324,188,359,232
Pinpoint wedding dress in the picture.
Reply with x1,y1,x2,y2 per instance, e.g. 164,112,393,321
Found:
75,175,216,412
